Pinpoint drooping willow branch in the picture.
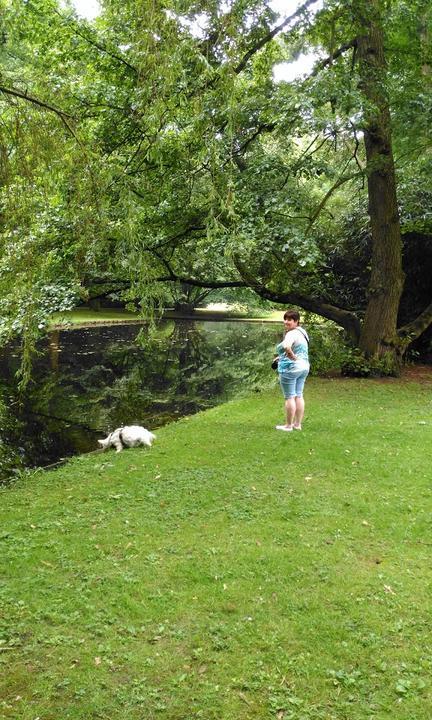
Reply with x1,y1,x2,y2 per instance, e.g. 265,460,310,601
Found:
0,85,75,119
52,6,138,75
0,85,82,142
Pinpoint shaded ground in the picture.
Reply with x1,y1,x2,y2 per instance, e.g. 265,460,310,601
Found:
401,364,432,383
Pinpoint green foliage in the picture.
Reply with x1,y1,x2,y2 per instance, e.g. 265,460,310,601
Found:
306,319,347,375
341,347,401,378
1,0,431,370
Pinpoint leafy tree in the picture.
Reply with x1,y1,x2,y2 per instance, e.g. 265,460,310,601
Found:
1,0,431,376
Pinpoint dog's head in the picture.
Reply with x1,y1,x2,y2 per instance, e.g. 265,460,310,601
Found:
98,437,111,449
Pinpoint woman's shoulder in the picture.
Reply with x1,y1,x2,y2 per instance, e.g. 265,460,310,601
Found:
284,327,305,342
297,326,309,341
282,329,296,347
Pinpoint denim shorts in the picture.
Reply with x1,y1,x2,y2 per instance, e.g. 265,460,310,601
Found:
279,367,309,399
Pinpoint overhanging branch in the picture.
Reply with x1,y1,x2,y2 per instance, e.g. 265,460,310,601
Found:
235,0,322,74
232,255,361,341
82,261,362,341
0,85,75,120
149,257,362,341
310,39,357,76
306,171,361,234
0,85,83,142
155,275,247,289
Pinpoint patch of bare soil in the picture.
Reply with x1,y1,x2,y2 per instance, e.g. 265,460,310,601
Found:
400,364,432,384
374,364,432,384
321,364,432,384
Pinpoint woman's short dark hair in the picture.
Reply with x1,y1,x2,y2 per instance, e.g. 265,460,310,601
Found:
283,309,300,322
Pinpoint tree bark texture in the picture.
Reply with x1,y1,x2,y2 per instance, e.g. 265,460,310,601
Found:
355,0,405,360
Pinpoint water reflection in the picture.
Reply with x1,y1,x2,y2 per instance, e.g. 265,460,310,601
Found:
0,319,280,479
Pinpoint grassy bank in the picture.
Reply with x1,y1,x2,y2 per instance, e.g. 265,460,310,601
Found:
1,377,432,719
49,307,281,328
49,308,144,327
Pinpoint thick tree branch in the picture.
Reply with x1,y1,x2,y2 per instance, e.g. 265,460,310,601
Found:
310,39,357,76
107,227,362,341
234,0,322,74
83,273,245,292
0,85,82,141
156,275,247,289
0,85,75,119
83,261,362,341
85,269,363,345
249,284,361,342
233,255,361,341
397,300,432,348
306,171,361,233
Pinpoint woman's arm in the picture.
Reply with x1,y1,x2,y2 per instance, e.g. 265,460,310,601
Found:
283,330,297,360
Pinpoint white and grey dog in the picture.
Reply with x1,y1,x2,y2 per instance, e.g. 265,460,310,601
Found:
98,425,156,453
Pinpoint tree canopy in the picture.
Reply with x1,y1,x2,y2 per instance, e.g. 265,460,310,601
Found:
1,0,431,375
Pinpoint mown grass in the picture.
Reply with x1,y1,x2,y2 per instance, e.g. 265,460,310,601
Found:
1,377,432,719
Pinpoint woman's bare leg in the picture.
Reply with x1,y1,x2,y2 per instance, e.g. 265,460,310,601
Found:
285,397,296,427
294,395,305,428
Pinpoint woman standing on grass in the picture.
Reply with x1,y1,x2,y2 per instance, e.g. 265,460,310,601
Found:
274,309,310,432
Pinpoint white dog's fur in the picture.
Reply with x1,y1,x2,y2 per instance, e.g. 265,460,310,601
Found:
98,425,156,453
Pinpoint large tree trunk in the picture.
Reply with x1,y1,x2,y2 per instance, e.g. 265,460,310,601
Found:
355,0,405,368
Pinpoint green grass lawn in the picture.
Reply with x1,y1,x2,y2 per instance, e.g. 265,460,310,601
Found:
49,308,143,327
1,377,432,719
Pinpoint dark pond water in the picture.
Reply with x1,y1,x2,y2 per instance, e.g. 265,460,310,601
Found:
0,319,281,480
